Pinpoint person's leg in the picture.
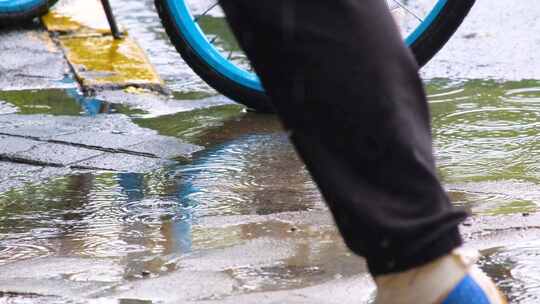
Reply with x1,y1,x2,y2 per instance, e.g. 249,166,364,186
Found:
218,0,503,302
220,0,463,275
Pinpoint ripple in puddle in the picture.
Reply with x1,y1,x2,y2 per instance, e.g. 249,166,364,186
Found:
481,240,540,303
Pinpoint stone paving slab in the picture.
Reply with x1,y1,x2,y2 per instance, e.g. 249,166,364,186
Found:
0,28,74,91
14,143,104,167
0,135,44,154
52,131,146,150
0,126,77,140
112,270,236,303
0,114,200,154
0,112,134,133
126,137,204,159
0,114,81,139
0,112,201,191
191,275,374,304
76,153,173,172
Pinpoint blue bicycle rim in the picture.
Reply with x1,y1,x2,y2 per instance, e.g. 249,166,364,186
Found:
167,0,448,93
0,0,46,13
404,0,448,46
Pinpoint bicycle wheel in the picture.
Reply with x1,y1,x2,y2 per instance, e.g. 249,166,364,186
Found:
156,0,475,112
0,0,53,25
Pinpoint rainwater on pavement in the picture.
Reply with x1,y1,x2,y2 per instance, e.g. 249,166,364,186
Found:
2,0,540,303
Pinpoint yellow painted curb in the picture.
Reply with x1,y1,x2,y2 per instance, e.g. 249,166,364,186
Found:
59,35,163,90
42,0,164,91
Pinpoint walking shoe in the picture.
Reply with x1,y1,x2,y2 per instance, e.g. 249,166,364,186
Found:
374,248,506,304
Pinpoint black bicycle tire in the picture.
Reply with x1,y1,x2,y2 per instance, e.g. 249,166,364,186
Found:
155,0,475,113
410,0,475,67
0,0,50,26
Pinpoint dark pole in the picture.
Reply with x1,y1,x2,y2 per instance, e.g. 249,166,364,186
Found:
100,0,122,39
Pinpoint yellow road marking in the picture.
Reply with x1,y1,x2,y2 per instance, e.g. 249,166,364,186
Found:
42,0,164,90
60,36,163,89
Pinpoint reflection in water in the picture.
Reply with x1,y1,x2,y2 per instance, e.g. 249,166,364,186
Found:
176,131,324,218
0,171,193,272
0,107,326,289
429,80,540,185
2,80,540,301
480,240,540,304
0,89,82,116
0,87,140,117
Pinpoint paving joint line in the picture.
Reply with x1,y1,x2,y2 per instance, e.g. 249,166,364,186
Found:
48,139,159,158
0,154,118,172
0,130,77,142
0,155,64,168
69,164,116,171
0,132,160,158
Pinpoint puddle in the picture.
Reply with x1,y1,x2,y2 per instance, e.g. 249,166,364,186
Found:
448,189,538,216
174,131,323,218
3,79,540,302
0,89,86,116
132,104,245,143
480,240,540,304
3,0,540,299
429,79,540,185
0,87,234,119
0,170,187,268
0,88,149,117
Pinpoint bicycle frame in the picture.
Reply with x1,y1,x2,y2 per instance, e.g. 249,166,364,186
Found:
100,0,121,39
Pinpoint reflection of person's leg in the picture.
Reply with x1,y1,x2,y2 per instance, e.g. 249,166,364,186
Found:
219,0,504,302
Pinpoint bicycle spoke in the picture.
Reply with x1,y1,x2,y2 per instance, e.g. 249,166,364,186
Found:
193,1,219,22
187,1,248,66
186,0,438,80
165,0,458,109
390,0,423,23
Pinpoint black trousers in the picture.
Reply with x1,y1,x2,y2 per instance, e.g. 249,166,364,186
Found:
219,0,467,276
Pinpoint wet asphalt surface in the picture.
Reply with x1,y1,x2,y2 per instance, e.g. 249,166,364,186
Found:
2,0,540,303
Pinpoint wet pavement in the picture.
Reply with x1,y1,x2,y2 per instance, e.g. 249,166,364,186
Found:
42,0,164,91
0,88,201,193
2,0,540,303
0,26,73,90
422,2,540,80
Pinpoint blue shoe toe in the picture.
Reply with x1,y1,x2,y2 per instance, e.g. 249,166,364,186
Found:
442,275,493,304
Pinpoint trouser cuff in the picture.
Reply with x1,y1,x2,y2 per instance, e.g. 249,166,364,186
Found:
368,227,463,276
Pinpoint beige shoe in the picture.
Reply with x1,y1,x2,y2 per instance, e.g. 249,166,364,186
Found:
374,248,507,304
